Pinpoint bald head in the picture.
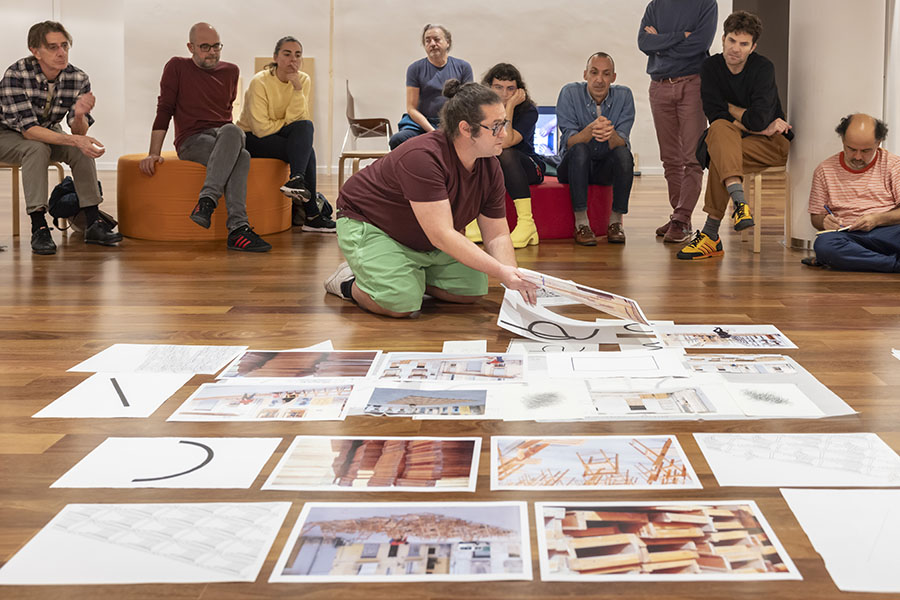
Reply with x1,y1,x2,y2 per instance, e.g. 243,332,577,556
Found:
189,22,217,44
836,113,888,170
187,23,221,70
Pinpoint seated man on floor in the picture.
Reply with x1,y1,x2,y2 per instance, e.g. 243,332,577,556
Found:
678,10,792,259
556,52,635,246
139,22,270,252
0,20,122,255
806,113,900,272
324,80,536,318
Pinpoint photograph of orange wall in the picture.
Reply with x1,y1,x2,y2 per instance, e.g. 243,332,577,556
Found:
536,501,800,581
263,436,480,492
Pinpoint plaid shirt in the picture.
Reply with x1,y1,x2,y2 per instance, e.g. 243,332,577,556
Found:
0,56,94,133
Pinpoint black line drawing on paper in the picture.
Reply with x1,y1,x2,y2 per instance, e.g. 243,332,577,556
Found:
110,377,130,407
131,440,215,483
499,319,601,341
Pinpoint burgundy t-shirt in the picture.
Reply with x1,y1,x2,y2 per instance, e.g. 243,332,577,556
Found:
151,57,238,151
336,130,506,252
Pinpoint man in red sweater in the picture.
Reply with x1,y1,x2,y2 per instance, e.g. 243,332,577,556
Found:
139,22,270,252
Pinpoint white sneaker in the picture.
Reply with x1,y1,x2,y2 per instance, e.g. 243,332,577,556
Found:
324,261,354,298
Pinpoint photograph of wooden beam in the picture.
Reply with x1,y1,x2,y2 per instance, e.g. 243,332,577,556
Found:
219,350,381,379
536,501,800,581
263,436,481,492
491,436,700,490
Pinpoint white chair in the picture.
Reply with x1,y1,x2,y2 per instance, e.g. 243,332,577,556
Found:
338,81,392,191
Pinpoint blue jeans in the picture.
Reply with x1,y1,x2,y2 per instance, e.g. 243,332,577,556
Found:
557,141,633,214
245,120,316,196
814,224,900,272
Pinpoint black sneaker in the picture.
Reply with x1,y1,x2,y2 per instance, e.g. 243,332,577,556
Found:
31,227,57,255
227,224,272,252
84,219,123,246
280,175,312,200
190,198,216,229
302,214,337,233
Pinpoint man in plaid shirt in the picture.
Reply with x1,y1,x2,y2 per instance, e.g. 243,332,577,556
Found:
0,21,122,254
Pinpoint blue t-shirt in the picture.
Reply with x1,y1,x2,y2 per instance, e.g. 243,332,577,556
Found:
405,56,473,119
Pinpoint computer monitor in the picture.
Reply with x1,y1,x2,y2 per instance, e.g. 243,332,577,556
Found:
533,106,558,158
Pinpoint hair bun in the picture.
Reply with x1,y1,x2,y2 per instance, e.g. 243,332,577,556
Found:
442,79,462,98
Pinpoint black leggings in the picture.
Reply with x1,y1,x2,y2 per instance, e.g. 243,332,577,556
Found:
245,120,316,195
498,148,544,199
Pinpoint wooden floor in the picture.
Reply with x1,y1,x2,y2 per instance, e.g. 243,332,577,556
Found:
1,170,898,599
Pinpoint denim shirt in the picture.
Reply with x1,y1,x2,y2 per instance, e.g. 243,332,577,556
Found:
556,82,635,158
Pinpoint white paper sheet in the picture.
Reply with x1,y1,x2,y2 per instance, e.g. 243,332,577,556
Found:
376,352,525,382
695,433,900,487
535,500,801,582
442,340,488,353
782,489,900,593
893,348,900,361
219,349,381,379
654,325,797,349
536,349,689,379
168,379,355,422
506,338,601,353
489,379,594,421
725,382,824,417
51,437,281,489
69,344,247,374
288,340,335,351
263,436,481,492
0,502,290,585
269,501,532,583
586,379,743,420
491,435,701,490
33,372,191,419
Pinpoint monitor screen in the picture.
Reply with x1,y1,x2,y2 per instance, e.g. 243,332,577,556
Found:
533,106,558,158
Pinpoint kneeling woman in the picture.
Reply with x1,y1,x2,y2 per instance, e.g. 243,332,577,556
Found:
466,63,545,248
237,36,334,231
325,80,537,317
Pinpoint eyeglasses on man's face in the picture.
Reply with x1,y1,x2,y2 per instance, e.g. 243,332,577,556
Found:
478,119,509,137
196,43,223,52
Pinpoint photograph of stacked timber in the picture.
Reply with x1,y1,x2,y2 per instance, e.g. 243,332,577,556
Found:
542,504,790,576
232,351,378,378
303,511,515,542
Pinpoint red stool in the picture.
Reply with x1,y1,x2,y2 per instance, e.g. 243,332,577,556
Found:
504,176,612,240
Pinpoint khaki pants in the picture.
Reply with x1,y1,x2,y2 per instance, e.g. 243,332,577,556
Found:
0,126,101,213
703,119,790,220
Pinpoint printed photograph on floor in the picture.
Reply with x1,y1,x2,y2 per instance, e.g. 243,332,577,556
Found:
219,350,380,379
263,436,481,492
270,502,532,582
535,501,800,581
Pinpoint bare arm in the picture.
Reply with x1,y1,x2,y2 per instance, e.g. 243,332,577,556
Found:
139,130,168,176
405,86,434,132
848,205,900,231
500,90,526,149
409,199,536,303
22,126,103,158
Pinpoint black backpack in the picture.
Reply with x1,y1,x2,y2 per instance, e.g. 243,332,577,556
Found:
48,176,117,232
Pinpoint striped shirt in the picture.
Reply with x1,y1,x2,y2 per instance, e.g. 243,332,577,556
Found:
808,148,900,222
0,56,93,133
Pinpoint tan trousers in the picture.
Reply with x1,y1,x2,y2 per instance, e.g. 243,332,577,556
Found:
703,119,790,220
0,126,101,213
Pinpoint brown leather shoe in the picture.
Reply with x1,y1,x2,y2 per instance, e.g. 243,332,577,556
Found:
574,224,597,246
655,220,671,237
607,222,626,244
663,220,691,243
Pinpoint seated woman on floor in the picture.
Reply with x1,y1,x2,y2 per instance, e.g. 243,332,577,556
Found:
388,23,473,150
325,80,537,318
236,36,334,232
466,63,546,248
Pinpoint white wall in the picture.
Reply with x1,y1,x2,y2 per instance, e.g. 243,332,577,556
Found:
788,0,886,245
1,0,731,173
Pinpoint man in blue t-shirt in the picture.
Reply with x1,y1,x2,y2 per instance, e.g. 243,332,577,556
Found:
556,52,635,246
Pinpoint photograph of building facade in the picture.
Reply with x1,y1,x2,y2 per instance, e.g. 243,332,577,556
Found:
378,354,524,381
364,388,487,416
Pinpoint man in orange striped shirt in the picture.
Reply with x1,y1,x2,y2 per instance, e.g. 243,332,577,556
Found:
806,113,900,272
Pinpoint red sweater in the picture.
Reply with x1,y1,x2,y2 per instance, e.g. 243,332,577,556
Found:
151,57,239,151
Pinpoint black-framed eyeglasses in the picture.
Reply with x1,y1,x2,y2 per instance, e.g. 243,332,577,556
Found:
478,119,509,137
197,43,223,52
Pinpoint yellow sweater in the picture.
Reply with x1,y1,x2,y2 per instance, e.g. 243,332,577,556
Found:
237,68,310,138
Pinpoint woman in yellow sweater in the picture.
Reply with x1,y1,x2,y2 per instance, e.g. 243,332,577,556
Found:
237,36,334,232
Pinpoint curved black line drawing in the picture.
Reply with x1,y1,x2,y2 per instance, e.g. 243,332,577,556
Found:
131,440,214,483
499,319,600,341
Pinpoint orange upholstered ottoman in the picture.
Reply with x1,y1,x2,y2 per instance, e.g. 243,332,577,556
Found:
116,152,291,241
